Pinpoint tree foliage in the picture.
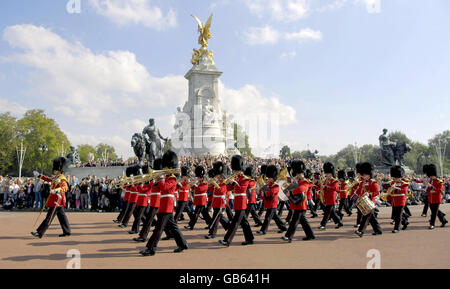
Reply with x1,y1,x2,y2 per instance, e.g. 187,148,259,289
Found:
77,144,97,163
279,145,291,159
0,113,19,175
96,143,118,161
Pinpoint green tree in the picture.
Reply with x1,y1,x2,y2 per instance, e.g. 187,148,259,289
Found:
0,113,19,175
388,131,412,145
96,143,118,161
279,145,291,159
77,144,97,163
428,130,450,175
13,110,71,176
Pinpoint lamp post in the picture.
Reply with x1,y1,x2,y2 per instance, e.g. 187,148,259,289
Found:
434,136,448,177
16,139,26,178
39,144,48,174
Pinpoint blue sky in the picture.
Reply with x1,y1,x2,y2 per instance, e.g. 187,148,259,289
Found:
0,0,449,158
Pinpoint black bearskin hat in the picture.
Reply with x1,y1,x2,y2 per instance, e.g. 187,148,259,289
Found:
141,166,149,174
260,164,267,176
244,166,254,178
162,150,178,169
356,163,362,175
422,164,429,175
231,155,245,171
208,169,216,179
125,165,141,177
337,170,346,180
291,160,306,177
305,169,312,179
213,161,224,176
323,162,335,176
390,166,403,178
181,166,189,177
359,162,373,177
52,157,66,172
265,165,278,180
153,158,163,170
195,166,205,178
426,164,438,177
347,170,355,179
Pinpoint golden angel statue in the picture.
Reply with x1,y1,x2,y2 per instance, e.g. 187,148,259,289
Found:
190,13,215,66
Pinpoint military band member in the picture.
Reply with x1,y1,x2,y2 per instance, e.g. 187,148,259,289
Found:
386,166,409,233
354,162,382,237
244,166,263,227
133,159,163,242
219,155,254,246
31,157,71,238
174,166,190,222
256,165,288,235
185,166,211,230
346,170,357,216
205,161,230,239
305,169,318,218
424,164,448,229
318,162,343,230
337,170,352,218
140,151,188,256
114,167,134,223
119,166,141,228
353,163,364,228
129,181,152,234
282,160,315,242
257,165,268,217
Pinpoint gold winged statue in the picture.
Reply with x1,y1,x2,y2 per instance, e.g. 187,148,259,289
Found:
191,13,215,66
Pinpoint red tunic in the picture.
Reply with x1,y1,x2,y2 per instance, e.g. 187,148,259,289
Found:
247,179,257,204
211,182,228,209
387,179,409,207
356,179,379,204
193,182,208,206
306,181,313,200
123,185,131,202
177,180,190,202
230,174,250,211
427,178,444,204
158,175,178,213
339,181,348,200
149,181,161,208
323,178,339,206
290,178,309,211
128,185,139,203
40,175,68,207
136,183,152,207
263,182,279,209
207,185,214,203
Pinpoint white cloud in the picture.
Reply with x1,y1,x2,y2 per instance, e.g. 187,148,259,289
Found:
243,25,280,45
0,98,28,116
280,50,297,59
245,0,309,22
119,119,147,133
284,28,322,42
89,0,177,30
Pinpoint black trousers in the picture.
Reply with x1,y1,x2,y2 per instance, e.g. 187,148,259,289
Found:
223,209,254,244
121,202,136,226
208,208,230,237
404,205,411,217
392,206,405,230
188,205,211,228
308,199,318,216
430,203,447,226
37,206,71,237
277,201,288,216
285,210,315,240
174,201,187,222
145,213,188,250
139,206,158,239
260,208,287,233
131,205,147,232
226,206,234,221
245,203,263,226
320,205,342,227
116,200,128,222
356,210,362,226
285,209,293,223
358,210,382,234
338,198,351,215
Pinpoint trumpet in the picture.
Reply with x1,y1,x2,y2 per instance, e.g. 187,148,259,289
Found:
118,168,181,187
223,172,240,185
206,175,221,189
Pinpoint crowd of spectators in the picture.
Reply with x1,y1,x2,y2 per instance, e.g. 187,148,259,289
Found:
1,155,450,212
75,158,139,168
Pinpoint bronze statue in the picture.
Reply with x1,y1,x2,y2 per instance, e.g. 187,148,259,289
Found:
378,128,411,166
142,118,168,167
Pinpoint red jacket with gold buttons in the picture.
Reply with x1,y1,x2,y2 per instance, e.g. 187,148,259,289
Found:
158,175,178,213
40,174,68,207
290,178,309,211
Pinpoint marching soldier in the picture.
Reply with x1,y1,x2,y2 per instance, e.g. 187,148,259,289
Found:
119,166,141,228
386,166,409,233
256,165,288,235
424,164,448,229
306,169,318,218
31,157,71,238
185,166,211,230
354,162,383,237
129,179,152,234
174,166,190,222
205,161,230,239
282,160,315,242
140,151,188,256
244,166,263,227
219,155,255,246
318,162,343,230
337,170,352,218
114,168,134,223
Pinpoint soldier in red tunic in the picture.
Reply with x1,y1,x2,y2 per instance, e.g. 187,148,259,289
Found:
318,162,343,230
386,166,409,233
133,159,163,242
174,166,190,222
140,151,188,256
31,157,71,238
337,170,352,219
424,164,448,229
219,155,254,246
244,166,263,227
354,162,382,237
282,160,315,242
119,165,141,228
205,161,230,239
256,165,288,235
185,166,211,230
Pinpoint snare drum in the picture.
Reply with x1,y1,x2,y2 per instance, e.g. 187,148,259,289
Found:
350,193,359,203
355,195,375,216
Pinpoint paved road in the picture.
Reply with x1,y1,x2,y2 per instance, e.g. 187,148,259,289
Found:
1,204,449,269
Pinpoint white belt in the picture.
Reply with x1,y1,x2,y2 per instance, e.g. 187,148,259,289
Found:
234,193,246,197
138,193,147,197
149,193,160,196
179,190,189,193
391,194,405,197
194,193,207,197
213,195,226,198
160,194,175,198
130,192,138,194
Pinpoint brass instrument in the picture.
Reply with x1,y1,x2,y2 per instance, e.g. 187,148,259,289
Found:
223,172,240,185
118,168,181,187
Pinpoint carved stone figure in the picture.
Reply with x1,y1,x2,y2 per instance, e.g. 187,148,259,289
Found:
65,146,81,167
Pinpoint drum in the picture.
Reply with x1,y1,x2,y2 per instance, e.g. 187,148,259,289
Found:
350,193,359,203
355,195,375,216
